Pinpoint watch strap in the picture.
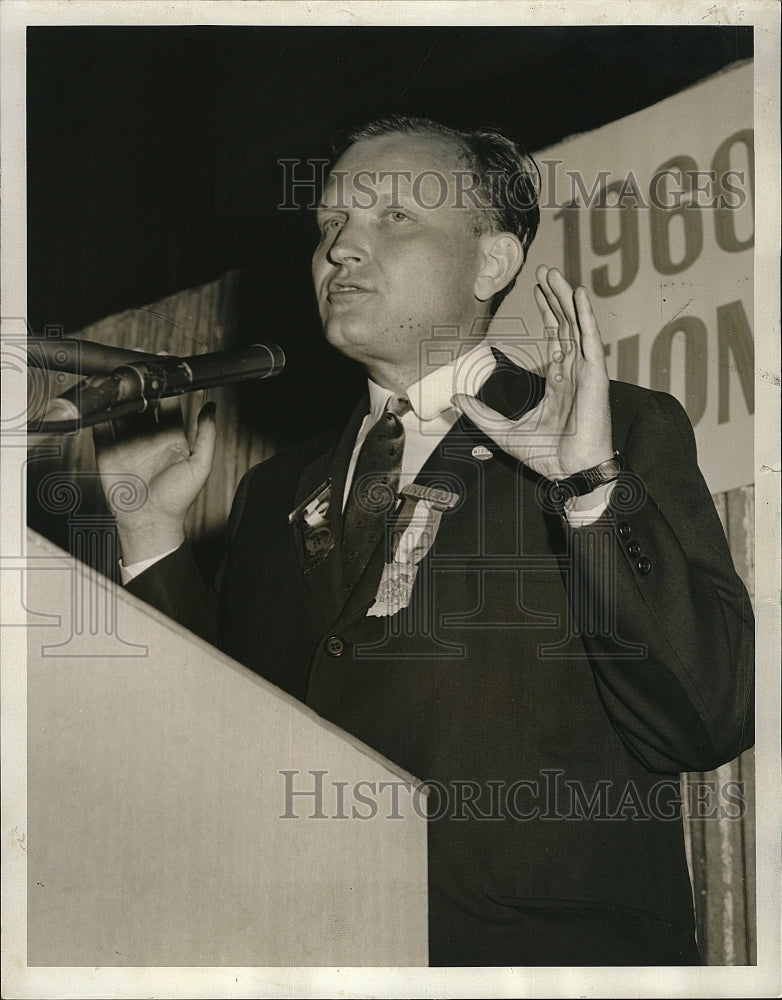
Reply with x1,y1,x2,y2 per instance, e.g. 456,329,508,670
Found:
554,450,624,498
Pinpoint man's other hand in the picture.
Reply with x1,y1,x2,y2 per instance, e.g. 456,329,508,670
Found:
452,266,613,481
93,395,217,565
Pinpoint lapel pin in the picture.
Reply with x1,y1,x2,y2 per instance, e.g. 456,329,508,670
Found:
471,445,493,461
289,478,334,572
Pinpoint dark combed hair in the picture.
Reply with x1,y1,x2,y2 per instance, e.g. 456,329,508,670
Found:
330,115,541,315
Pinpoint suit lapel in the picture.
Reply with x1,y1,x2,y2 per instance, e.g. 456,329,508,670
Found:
291,395,369,626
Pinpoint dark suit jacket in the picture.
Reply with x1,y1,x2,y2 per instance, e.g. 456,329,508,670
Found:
129,358,754,966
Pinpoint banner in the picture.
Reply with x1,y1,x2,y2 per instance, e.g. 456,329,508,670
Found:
502,61,754,496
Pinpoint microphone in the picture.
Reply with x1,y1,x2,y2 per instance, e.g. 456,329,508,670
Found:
30,343,286,432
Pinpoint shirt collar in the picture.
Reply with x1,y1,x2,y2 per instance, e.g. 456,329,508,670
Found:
366,339,499,421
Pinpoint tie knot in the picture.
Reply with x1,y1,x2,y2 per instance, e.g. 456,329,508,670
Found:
386,394,411,418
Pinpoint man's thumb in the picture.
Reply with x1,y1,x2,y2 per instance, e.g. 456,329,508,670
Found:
189,402,218,478
451,393,506,436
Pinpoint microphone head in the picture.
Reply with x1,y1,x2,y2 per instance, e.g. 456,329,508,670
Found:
250,343,286,377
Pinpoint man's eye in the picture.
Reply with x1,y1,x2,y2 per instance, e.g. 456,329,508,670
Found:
389,211,409,222
320,217,344,234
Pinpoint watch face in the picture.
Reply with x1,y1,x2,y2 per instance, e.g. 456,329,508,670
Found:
582,457,622,491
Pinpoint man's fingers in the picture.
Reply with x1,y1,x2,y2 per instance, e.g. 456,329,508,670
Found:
535,270,568,372
100,409,152,443
574,286,607,368
544,270,607,370
535,265,577,366
188,402,218,481
534,282,558,330
105,395,188,443
154,394,186,433
535,265,567,329
547,268,586,351
534,284,562,368
534,284,574,381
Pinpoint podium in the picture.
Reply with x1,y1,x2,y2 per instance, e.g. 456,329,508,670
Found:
24,530,428,967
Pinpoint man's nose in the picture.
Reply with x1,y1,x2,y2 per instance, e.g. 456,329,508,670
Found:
326,221,366,266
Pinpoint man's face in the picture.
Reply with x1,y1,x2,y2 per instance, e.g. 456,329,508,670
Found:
312,132,486,376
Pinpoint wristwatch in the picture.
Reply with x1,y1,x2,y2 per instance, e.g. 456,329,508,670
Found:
554,450,624,497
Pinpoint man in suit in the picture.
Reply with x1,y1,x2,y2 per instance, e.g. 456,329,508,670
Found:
96,116,754,966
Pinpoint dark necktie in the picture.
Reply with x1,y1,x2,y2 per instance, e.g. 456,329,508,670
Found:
342,393,411,591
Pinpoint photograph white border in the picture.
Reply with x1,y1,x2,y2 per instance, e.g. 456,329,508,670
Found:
2,2,779,998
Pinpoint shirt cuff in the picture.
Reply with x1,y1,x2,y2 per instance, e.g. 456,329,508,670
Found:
119,545,180,584
563,481,618,527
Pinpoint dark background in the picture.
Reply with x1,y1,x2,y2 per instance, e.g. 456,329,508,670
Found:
28,25,753,341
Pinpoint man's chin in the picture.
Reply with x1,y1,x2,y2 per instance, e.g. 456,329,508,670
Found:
322,323,378,360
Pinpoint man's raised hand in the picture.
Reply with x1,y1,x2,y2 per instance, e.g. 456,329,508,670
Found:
453,265,613,481
92,396,217,565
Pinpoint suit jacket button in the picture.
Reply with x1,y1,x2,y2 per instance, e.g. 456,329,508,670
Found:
627,541,641,556
637,557,652,575
618,521,632,539
325,635,345,657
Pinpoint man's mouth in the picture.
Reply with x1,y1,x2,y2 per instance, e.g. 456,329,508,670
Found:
327,281,373,301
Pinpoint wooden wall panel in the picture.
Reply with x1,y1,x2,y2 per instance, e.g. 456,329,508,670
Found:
683,483,756,965
27,271,276,582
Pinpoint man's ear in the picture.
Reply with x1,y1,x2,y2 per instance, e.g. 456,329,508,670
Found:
474,233,524,303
